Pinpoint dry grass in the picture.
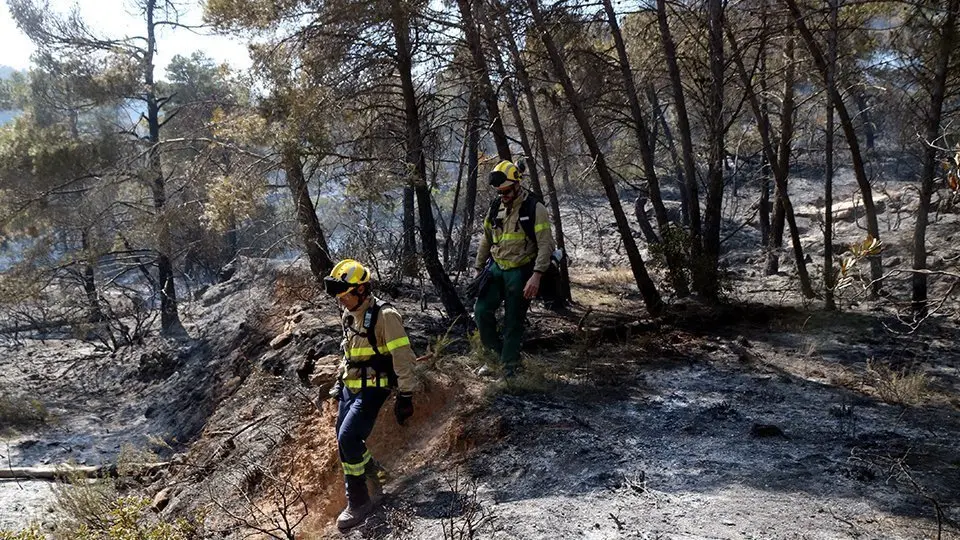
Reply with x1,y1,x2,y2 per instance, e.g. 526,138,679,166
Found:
577,266,636,288
0,524,44,539
865,358,929,406
0,392,48,433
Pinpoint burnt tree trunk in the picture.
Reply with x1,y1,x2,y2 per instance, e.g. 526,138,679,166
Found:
728,24,814,298
603,0,689,297
444,110,469,269
854,91,876,152
282,146,333,280
392,0,466,318
144,0,180,333
646,84,690,226
456,92,480,272
80,229,102,322
913,0,959,315
657,0,702,253
700,0,726,300
786,0,883,295
483,19,543,195
455,0,511,160
824,0,838,310
528,0,663,315
634,198,661,245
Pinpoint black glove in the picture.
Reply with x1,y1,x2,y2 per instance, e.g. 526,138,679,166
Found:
394,392,414,425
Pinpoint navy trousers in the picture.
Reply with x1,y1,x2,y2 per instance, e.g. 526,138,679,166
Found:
336,386,390,506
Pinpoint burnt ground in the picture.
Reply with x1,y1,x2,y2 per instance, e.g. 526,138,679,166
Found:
334,303,960,540
1,167,959,538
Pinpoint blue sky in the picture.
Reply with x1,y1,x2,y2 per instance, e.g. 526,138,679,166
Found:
0,0,251,74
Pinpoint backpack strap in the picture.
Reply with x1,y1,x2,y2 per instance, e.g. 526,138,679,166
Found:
486,198,501,229
517,195,539,246
359,298,398,388
362,298,389,354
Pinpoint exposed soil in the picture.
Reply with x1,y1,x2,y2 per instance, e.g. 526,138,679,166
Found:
1,167,959,539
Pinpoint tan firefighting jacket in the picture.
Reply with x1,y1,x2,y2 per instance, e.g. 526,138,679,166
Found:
475,191,555,273
337,296,417,394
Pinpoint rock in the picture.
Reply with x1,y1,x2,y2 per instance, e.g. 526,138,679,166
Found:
885,256,902,268
315,353,342,367
220,376,243,396
151,487,173,513
750,424,785,438
269,332,293,349
736,335,751,348
296,356,316,384
308,364,339,387
729,342,756,363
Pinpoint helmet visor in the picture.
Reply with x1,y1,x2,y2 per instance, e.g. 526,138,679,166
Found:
323,277,354,297
489,170,511,188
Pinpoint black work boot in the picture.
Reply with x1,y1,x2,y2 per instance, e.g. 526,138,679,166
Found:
337,476,373,530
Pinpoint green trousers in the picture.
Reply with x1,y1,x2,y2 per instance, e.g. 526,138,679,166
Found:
475,263,531,374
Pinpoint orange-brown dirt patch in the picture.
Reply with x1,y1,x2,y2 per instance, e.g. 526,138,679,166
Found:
284,371,486,537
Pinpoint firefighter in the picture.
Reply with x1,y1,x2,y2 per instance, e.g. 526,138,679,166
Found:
323,259,417,530
474,160,555,377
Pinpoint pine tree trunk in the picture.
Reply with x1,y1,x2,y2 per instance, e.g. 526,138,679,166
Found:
455,0,511,160
80,229,102,323
786,0,883,296
854,92,876,152
824,0,838,310
445,104,471,269
392,0,466,318
145,0,180,333
646,84,689,227
402,186,417,276
913,0,958,315
700,0,726,300
485,28,543,195
603,0,689,298
760,153,771,247
657,0,702,255
282,146,332,281
528,0,662,315
728,24,814,297
456,92,480,272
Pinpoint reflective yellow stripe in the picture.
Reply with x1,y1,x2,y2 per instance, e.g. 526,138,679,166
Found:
349,337,407,356
492,232,528,244
342,450,373,476
534,222,550,232
343,376,390,389
347,347,375,358
494,253,535,270
385,336,410,352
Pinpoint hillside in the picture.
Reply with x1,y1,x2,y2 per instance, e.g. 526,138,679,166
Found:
1,165,959,538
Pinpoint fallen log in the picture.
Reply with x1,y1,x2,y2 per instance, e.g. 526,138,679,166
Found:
0,462,169,481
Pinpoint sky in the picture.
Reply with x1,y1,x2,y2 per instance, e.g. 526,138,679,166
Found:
0,0,252,75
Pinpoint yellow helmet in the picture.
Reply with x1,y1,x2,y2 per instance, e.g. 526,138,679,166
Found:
323,259,371,297
489,160,522,188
